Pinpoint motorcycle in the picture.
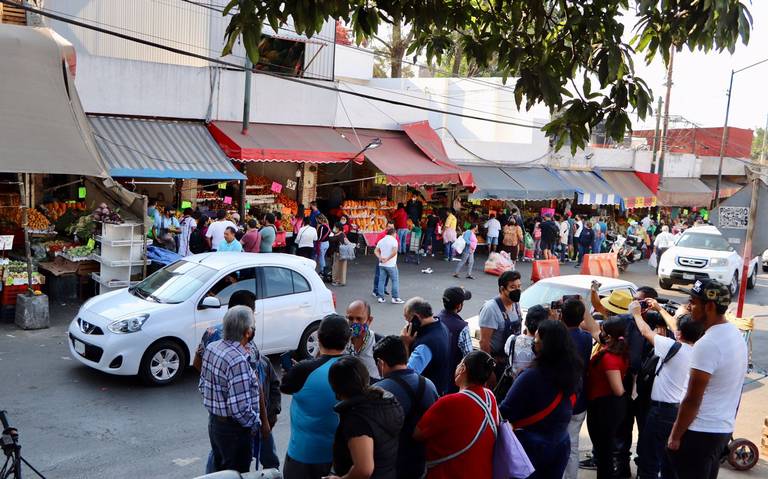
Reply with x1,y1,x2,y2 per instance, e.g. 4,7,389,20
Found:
607,233,644,272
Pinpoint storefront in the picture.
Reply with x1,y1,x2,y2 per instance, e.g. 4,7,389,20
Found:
656,177,713,208
598,169,658,210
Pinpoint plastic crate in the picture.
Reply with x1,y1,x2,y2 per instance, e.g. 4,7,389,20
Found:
1,284,42,306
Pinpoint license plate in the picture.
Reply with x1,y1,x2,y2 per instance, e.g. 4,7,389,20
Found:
683,273,695,280
73,339,86,356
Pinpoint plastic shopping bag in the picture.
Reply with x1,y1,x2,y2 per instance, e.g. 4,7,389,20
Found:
453,235,466,255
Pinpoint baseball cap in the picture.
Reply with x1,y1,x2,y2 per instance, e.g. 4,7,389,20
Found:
443,287,472,306
683,279,731,308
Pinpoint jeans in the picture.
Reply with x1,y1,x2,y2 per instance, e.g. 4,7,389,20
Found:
208,415,253,473
668,430,730,479
284,455,331,479
559,243,568,262
317,241,329,272
444,241,453,259
594,237,604,254
397,228,409,253
564,410,587,479
515,429,570,479
576,243,591,265
587,395,627,479
422,228,435,253
377,265,400,299
616,382,644,469
454,248,475,275
372,262,390,295
205,432,265,474
260,432,280,470
637,402,678,479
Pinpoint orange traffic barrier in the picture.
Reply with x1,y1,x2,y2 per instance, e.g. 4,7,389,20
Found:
531,258,561,283
579,253,619,278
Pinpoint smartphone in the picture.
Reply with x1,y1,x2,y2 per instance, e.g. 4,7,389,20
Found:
410,316,421,336
550,300,563,310
280,351,295,372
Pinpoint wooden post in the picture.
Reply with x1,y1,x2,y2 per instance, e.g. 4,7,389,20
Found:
735,175,759,317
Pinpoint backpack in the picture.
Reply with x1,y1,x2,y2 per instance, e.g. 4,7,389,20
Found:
493,334,517,402
636,341,683,400
188,227,207,254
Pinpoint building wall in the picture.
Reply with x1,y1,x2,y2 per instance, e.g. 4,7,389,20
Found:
709,181,768,257
334,44,374,81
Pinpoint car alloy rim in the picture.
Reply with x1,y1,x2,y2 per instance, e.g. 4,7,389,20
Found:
306,330,319,357
731,275,738,294
150,349,180,381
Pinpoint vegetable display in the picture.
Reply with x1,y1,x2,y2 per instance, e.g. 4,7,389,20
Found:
92,203,123,224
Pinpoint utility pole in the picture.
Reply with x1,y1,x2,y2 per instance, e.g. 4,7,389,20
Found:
714,70,734,209
239,58,253,219
650,96,663,173
657,48,674,178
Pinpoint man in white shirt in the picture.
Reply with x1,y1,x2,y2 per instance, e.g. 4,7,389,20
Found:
205,209,238,251
374,228,404,304
667,279,748,479
653,225,676,271
629,301,704,479
484,214,502,252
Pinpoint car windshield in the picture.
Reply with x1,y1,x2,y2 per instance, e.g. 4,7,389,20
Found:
676,232,733,252
129,260,218,304
520,283,587,310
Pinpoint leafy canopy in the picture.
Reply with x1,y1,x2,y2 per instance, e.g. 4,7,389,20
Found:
224,0,752,153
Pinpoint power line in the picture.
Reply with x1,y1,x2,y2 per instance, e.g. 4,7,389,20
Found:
4,0,539,130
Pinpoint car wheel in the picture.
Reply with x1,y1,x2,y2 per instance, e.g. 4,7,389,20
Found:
659,278,673,290
139,340,186,386
297,322,320,359
730,273,739,297
747,267,757,290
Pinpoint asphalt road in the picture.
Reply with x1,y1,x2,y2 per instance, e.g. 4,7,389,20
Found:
1,253,766,478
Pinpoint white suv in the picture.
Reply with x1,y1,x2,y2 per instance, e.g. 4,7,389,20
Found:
68,253,335,385
658,225,759,295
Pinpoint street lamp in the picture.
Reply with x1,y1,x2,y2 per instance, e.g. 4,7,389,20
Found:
351,137,382,161
714,57,768,208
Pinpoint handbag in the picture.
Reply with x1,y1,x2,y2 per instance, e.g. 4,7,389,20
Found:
453,235,466,254
339,242,356,261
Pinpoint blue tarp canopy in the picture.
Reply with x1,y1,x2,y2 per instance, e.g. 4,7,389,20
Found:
465,165,575,201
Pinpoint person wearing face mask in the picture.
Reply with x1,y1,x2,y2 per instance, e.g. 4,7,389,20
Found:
198,305,262,473
344,300,380,381
500,319,583,479
400,297,451,396
435,287,473,394
478,270,523,384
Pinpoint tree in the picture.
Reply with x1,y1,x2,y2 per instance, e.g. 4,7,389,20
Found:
223,0,752,153
370,20,415,78
753,127,766,160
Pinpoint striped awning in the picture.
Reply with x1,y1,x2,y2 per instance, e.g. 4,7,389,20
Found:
554,170,620,205
598,170,657,209
89,116,246,180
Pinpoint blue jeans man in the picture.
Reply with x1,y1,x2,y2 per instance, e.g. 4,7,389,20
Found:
637,402,678,479
397,228,409,253
372,261,390,296
377,265,400,301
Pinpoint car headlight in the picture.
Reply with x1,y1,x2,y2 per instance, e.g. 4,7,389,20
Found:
108,314,149,334
710,258,728,267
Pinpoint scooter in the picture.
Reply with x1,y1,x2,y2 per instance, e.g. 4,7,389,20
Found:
607,234,644,272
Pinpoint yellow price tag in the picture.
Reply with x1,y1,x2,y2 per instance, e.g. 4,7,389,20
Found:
218,182,227,190
374,174,387,185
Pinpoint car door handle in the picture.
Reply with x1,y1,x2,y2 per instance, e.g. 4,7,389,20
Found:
300,303,311,308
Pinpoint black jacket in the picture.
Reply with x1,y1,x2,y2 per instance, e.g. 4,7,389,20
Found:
333,389,404,479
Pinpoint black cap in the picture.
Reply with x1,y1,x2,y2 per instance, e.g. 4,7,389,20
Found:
683,279,731,308
443,287,472,306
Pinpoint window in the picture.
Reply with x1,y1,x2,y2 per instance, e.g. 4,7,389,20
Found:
131,260,218,304
676,232,733,252
262,267,312,298
204,268,257,307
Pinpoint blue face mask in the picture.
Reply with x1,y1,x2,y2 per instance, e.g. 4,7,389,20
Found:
350,322,369,338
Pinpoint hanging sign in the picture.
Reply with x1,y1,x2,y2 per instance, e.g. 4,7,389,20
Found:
469,199,481,205
374,173,387,185
285,179,297,190
218,182,227,190
223,196,233,205
0,235,14,250
540,207,555,217
270,182,283,193
78,186,87,199
180,200,192,210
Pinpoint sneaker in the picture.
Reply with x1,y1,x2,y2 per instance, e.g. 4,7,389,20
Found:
392,298,405,304
452,273,459,278
377,297,385,303
451,257,461,261
579,456,597,470
466,275,475,280
371,291,378,297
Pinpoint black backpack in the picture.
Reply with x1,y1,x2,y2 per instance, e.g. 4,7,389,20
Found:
188,228,208,254
636,341,683,399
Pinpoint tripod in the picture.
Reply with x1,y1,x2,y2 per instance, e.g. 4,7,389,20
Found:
1,411,45,479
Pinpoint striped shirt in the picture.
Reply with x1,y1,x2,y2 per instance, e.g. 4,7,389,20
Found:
199,339,260,431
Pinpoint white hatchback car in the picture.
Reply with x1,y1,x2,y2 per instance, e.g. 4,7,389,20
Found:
68,253,335,385
467,275,638,347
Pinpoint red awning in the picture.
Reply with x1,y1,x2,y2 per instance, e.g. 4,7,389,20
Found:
208,121,360,163
338,128,472,187
401,121,475,188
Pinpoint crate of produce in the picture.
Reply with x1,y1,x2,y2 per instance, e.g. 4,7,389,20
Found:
1,284,42,306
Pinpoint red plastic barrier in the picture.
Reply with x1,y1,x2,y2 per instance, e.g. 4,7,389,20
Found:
579,253,619,278
531,259,561,283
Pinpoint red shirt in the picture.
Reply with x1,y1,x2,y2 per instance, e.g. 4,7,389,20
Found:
417,385,498,479
587,351,629,401
393,208,408,229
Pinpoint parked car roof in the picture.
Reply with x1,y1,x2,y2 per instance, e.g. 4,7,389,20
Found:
533,274,636,290
183,252,316,270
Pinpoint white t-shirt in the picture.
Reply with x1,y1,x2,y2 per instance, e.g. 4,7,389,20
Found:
376,235,398,267
295,225,318,248
689,322,748,433
574,220,583,238
651,336,694,404
205,220,237,250
654,231,676,249
559,221,570,244
484,218,501,238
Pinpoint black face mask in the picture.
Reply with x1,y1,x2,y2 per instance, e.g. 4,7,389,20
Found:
508,289,521,303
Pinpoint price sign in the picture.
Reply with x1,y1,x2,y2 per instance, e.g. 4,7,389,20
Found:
87,238,96,249
223,196,233,205
78,186,87,199
285,179,297,190
0,235,13,250
270,182,283,193
180,200,192,209
374,173,387,185
218,182,227,190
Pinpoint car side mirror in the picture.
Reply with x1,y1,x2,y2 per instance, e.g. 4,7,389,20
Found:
200,296,221,309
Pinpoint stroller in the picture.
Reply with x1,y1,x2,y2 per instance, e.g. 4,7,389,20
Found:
404,228,422,265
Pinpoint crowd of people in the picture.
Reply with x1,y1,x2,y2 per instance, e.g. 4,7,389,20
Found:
196,268,747,479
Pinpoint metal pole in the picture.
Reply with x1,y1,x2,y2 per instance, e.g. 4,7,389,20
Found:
714,70,734,209
651,96,663,173
242,58,252,134
736,174,759,317
17,173,33,294
657,48,674,179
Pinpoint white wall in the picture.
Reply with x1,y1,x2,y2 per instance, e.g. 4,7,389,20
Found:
334,45,375,82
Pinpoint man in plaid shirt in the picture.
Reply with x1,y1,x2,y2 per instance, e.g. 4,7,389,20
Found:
199,305,260,473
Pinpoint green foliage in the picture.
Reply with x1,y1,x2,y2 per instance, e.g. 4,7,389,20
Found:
223,0,752,153
752,127,766,160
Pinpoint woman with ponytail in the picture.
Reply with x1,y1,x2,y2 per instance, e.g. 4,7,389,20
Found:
586,317,630,479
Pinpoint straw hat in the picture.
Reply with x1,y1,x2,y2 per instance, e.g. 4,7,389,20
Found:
600,290,633,315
